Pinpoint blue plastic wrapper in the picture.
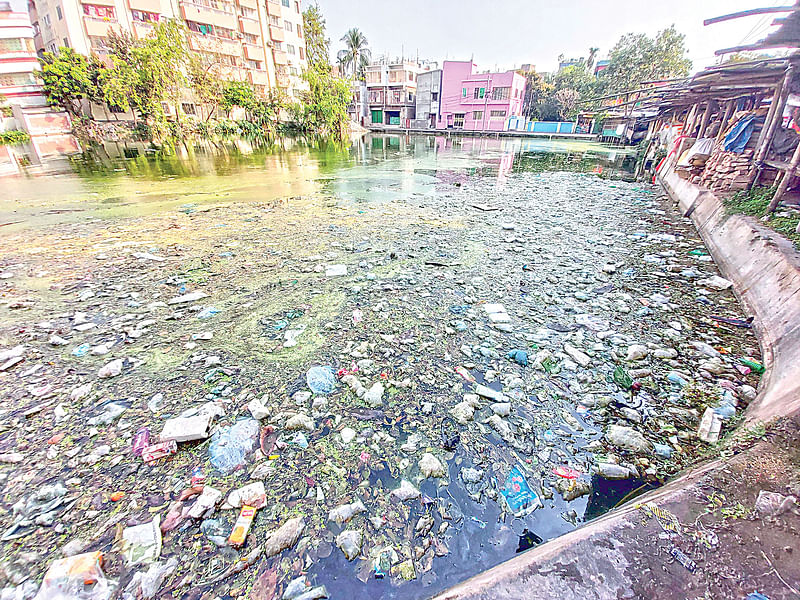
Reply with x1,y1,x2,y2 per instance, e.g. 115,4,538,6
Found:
306,366,337,395
499,465,542,517
208,419,259,474
506,349,528,366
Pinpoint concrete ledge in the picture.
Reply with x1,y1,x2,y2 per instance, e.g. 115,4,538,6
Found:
433,172,800,600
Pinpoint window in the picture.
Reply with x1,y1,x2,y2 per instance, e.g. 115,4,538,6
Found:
371,109,382,124
491,87,510,100
132,10,159,23
269,15,279,25
473,110,483,120
82,4,115,19
284,19,292,30
286,43,295,54
296,23,302,37
490,110,506,118
216,26,236,39
187,21,214,35
0,72,35,86
63,37,68,47
0,38,23,52
299,46,304,60
289,66,297,75
461,87,466,97
181,103,196,115
272,41,282,50
473,87,485,99
55,5,61,19
454,113,465,128
368,90,383,103
431,92,438,101
243,32,258,44
246,59,262,69
238,6,256,17
294,1,299,12
408,72,413,81
281,0,289,6
41,13,50,25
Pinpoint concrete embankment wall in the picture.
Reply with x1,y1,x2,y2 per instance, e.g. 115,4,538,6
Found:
432,172,800,600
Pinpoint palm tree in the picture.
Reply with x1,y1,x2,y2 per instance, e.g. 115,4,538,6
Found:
587,47,599,73
339,28,370,81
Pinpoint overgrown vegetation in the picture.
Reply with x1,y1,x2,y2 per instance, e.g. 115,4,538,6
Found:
39,14,351,145
725,186,800,247
0,130,30,146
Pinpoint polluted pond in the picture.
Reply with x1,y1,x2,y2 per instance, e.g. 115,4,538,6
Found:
0,135,763,599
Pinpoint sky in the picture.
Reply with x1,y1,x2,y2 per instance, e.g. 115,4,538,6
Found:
317,0,787,74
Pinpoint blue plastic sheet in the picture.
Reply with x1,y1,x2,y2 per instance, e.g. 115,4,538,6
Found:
208,419,259,474
499,465,542,517
723,115,756,153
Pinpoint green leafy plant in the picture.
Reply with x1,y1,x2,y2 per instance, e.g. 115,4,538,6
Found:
0,130,30,146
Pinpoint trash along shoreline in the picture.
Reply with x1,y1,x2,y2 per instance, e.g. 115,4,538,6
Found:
0,150,765,600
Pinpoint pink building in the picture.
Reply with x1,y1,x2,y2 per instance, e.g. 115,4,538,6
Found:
437,60,525,132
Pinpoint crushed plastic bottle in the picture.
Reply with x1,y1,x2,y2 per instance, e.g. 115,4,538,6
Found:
306,366,337,395
208,419,260,474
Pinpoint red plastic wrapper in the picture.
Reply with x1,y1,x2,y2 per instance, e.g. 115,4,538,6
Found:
142,440,177,463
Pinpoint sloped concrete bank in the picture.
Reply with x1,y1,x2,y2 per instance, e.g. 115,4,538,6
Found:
432,173,800,600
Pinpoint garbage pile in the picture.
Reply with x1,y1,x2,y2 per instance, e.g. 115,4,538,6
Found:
0,160,762,599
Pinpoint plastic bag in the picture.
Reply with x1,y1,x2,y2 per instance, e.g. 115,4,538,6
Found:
121,516,162,566
208,419,259,474
33,552,115,600
122,558,177,600
306,366,337,395
499,465,542,518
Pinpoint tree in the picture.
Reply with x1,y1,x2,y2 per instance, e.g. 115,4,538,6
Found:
187,54,225,121
519,70,553,120
39,48,95,117
587,47,599,73
599,25,691,95
337,28,370,81
220,80,257,116
293,64,350,138
303,3,330,71
554,63,596,99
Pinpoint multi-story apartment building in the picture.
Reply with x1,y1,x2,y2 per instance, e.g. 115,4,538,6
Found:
365,58,428,128
438,60,525,132
1,0,45,107
412,68,440,128
27,0,307,103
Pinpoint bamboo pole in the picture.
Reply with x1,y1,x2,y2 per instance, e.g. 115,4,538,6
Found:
697,100,716,138
768,139,800,212
749,65,794,189
717,99,736,141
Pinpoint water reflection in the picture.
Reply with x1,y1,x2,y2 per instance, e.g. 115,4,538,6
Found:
2,134,635,232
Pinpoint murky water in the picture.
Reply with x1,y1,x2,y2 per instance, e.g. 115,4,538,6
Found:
1,135,757,600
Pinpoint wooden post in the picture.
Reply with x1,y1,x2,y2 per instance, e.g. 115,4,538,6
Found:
717,99,736,141
749,65,794,188
697,101,715,139
768,140,800,212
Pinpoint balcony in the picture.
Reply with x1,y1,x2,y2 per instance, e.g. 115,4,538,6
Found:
83,16,119,37
268,24,284,42
275,72,289,87
265,0,280,16
238,16,260,35
180,1,237,30
128,0,161,12
249,70,268,86
188,32,240,56
238,0,257,7
81,0,115,6
272,49,288,64
243,43,264,62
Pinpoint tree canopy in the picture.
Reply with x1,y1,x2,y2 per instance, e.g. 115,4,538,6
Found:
302,3,330,71
337,28,370,81
599,25,692,94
